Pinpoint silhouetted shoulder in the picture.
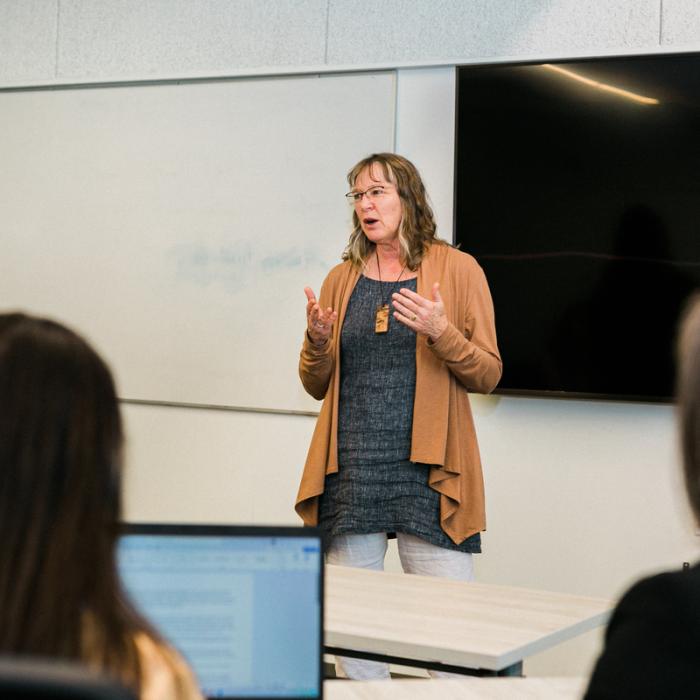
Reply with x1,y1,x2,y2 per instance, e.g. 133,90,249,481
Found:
585,563,700,699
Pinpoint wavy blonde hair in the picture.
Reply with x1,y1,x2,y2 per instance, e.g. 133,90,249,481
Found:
342,153,445,270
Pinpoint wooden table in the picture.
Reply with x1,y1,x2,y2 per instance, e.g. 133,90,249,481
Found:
324,677,587,700
325,565,610,675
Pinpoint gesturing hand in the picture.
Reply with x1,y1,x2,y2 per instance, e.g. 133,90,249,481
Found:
392,282,449,341
304,287,337,346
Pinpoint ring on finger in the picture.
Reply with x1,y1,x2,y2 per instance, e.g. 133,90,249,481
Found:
411,314,417,321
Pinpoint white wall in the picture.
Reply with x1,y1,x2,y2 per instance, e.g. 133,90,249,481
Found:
3,0,700,679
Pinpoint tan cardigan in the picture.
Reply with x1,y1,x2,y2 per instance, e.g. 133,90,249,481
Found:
295,242,502,545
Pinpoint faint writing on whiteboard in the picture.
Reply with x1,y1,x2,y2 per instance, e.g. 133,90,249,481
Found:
167,241,330,294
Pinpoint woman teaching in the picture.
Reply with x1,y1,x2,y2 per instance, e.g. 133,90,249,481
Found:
295,153,502,679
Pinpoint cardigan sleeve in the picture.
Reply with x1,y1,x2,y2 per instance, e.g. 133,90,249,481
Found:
298,273,336,400
427,258,502,394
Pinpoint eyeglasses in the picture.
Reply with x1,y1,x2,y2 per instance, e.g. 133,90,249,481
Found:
345,185,391,203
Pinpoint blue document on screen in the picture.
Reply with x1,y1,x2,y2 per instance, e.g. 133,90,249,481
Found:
117,524,323,700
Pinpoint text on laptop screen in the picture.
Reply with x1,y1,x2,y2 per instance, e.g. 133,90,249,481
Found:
117,529,322,699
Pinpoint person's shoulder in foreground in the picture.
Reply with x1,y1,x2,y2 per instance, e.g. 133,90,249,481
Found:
584,562,700,700
135,633,204,700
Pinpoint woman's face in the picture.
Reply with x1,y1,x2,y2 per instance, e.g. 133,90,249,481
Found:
352,164,403,247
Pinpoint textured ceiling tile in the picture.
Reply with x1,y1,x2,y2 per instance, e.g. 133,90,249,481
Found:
660,0,700,46
0,0,57,83
57,0,328,80
327,0,661,65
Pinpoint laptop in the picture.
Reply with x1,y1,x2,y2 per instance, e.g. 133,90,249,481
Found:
117,524,323,700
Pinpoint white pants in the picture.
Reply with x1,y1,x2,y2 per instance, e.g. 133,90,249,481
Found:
326,532,474,680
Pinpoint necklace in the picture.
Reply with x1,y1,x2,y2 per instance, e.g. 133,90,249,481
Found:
374,250,407,334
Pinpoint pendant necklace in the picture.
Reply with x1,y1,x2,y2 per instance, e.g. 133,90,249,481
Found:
374,250,406,334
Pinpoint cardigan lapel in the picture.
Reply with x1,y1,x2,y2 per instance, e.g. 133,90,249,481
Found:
411,246,451,466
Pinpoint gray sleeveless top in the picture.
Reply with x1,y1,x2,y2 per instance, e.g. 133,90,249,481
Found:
318,275,481,553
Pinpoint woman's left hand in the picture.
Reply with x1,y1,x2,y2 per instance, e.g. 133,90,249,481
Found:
392,282,449,341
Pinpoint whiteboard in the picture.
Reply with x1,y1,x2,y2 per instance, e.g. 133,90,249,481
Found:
0,73,395,412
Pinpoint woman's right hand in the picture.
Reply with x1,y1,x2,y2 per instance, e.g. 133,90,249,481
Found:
304,287,337,346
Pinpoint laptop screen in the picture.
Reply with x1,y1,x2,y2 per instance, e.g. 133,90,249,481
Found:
117,524,323,700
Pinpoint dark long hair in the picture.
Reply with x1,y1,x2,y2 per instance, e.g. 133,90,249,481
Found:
0,313,156,689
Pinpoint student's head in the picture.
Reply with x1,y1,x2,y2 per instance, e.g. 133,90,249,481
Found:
0,312,125,654
677,295,700,524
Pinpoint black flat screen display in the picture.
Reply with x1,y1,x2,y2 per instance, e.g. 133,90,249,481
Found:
455,54,700,402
